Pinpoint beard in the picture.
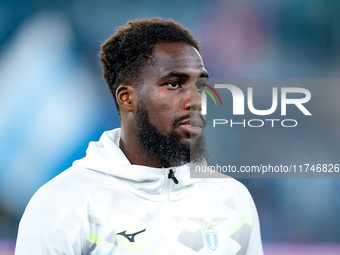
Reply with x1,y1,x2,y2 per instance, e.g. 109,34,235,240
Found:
136,100,207,166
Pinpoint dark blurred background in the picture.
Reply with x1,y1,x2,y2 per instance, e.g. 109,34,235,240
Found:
1,0,339,254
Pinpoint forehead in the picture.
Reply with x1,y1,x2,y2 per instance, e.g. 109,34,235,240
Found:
149,42,206,76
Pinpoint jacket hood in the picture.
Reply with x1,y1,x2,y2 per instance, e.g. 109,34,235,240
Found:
73,128,203,201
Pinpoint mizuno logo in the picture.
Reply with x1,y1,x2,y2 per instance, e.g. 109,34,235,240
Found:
116,228,146,242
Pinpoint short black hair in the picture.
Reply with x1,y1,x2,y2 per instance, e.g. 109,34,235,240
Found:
100,17,200,110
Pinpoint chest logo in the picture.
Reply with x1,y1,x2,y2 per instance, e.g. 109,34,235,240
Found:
116,228,146,242
189,217,227,251
203,228,219,250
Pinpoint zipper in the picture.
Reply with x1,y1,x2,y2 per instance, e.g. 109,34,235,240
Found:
168,169,179,184
162,168,179,201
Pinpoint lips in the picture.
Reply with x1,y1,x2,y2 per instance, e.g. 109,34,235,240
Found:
178,117,205,136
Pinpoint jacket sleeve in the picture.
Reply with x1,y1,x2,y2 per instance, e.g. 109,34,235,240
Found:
15,185,87,255
245,190,264,255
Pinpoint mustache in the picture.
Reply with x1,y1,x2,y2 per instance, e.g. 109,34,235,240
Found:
173,113,206,127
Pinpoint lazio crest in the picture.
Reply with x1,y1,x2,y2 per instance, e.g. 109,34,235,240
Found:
203,228,219,250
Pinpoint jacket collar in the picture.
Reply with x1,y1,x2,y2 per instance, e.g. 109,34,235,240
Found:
73,128,203,201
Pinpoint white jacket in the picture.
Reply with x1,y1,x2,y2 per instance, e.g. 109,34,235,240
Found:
15,128,263,255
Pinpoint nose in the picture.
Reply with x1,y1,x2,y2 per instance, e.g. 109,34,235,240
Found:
183,84,202,111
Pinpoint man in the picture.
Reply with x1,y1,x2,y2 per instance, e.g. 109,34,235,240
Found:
15,18,263,254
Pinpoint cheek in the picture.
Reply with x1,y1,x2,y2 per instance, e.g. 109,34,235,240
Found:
150,102,173,123
146,91,173,116
140,88,182,132
147,100,175,131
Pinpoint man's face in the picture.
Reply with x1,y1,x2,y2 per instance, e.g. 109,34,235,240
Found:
136,42,208,165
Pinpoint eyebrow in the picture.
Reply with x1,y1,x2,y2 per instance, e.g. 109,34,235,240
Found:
162,71,209,79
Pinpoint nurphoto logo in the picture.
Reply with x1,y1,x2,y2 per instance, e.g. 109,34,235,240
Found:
201,83,312,128
200,83,223,115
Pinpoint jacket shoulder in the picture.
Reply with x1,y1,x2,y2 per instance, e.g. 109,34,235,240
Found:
15,166,108,254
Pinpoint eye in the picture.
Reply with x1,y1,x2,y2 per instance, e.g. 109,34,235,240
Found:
195,81,206,92
166,82,182,90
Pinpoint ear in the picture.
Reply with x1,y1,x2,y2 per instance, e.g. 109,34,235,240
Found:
116,84,137,113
